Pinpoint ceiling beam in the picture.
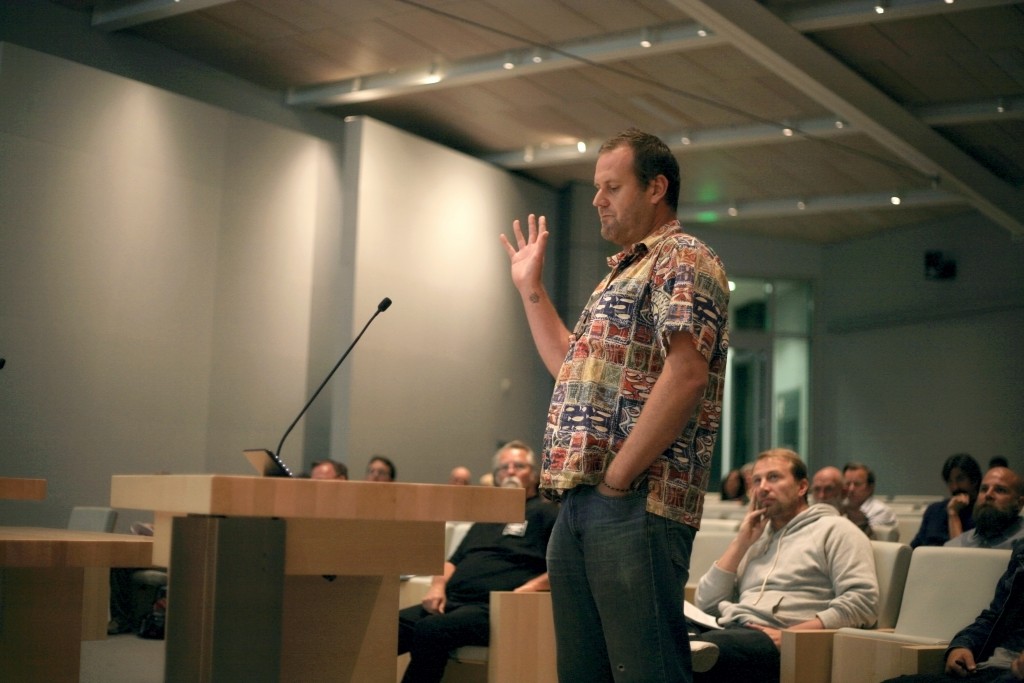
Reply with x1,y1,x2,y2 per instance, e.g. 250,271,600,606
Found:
92,0,235,32
677,187,964,224
485,95,1024,169
287,21,723,107
668,0,1024,237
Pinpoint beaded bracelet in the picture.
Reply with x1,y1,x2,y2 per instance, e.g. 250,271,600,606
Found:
602,480,632,493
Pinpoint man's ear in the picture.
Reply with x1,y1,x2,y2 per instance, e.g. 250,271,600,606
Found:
648,174,668,204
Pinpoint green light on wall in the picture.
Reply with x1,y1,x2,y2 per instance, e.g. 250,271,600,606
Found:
695,211,720,223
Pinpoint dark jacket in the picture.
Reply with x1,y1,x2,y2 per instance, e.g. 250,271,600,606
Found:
946,539,1024,662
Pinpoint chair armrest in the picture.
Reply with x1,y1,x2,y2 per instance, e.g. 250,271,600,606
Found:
832,630,949,683
779,629,837,683
899,645,947,676
399,575,432,609
488,591,557,683
684,584,696,603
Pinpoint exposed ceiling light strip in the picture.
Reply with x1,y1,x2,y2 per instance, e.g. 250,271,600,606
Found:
287,21,721,108
92,0,233,31
485,96,1020,169
676,187,964,222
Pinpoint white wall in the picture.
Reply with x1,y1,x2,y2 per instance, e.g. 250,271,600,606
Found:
339,118,556,484
0,44,559,529
816,214,1024,493
0,44,342,527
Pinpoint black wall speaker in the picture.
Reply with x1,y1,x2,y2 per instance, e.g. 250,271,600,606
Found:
924,250,957,280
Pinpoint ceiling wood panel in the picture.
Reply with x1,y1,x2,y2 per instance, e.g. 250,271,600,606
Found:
41,0,1024,243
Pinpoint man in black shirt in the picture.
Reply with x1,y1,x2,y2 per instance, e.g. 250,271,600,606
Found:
397,440,558,683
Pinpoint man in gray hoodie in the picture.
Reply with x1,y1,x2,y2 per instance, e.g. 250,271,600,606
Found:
691,448,879,683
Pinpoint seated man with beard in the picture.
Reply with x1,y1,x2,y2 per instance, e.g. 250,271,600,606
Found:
946,467,1024,550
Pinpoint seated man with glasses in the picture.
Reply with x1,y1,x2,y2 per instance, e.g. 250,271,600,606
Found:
397,440,558,683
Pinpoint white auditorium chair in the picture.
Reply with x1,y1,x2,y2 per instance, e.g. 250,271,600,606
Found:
896,514,923,546
698,518,741,533
830,546,1012,683
66,506,119,640
684,531,736,602
779,540,913,683
67,505,118,533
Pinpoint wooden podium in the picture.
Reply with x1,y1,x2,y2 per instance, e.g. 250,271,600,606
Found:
111,475,525,683
0,527,153,681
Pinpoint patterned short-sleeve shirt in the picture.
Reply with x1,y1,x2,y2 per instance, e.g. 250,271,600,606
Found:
541,221,730,527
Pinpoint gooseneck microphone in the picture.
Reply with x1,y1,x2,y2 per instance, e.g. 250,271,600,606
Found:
268,297,392,477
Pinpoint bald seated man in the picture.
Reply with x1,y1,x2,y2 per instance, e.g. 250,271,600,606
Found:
448,466,472,486
811,466,845,510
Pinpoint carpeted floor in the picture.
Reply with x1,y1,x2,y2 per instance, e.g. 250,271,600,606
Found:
80,633,165,683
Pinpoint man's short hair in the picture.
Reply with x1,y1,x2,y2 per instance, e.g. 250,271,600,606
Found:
943,453,982,486
492,440,536,470
599,128,681,211
756,448,807,482
843,461,875,486
314,459,348,478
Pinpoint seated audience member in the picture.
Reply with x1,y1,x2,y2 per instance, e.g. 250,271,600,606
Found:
720,468,746,501
365,455,396,482
690,448,879,683
448,466,471,486
843,461,899,540
811,466,845,510
478,472,494,487
740,462,755,504
911,453,982,548
990,456,1010,469
882,539,1024,683
946,467,1024,550
397,440,557,683
309,459,348,480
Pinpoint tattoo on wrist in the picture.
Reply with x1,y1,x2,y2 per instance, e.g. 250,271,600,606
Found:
528,292,540,304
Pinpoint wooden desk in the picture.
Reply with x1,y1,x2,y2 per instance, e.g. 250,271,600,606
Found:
0,527,153,682
0,477,46,500
111,475,525,683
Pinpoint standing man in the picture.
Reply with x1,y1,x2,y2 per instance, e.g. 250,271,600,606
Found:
501,128,730,682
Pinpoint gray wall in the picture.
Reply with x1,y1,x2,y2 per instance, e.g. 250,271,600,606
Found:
815,214,1024,494
0,43,556,529
335,117,556,483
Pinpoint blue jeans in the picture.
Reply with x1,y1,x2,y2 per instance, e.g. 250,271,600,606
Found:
547,485,696,683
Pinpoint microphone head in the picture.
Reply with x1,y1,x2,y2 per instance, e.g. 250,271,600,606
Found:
378,297,392,312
